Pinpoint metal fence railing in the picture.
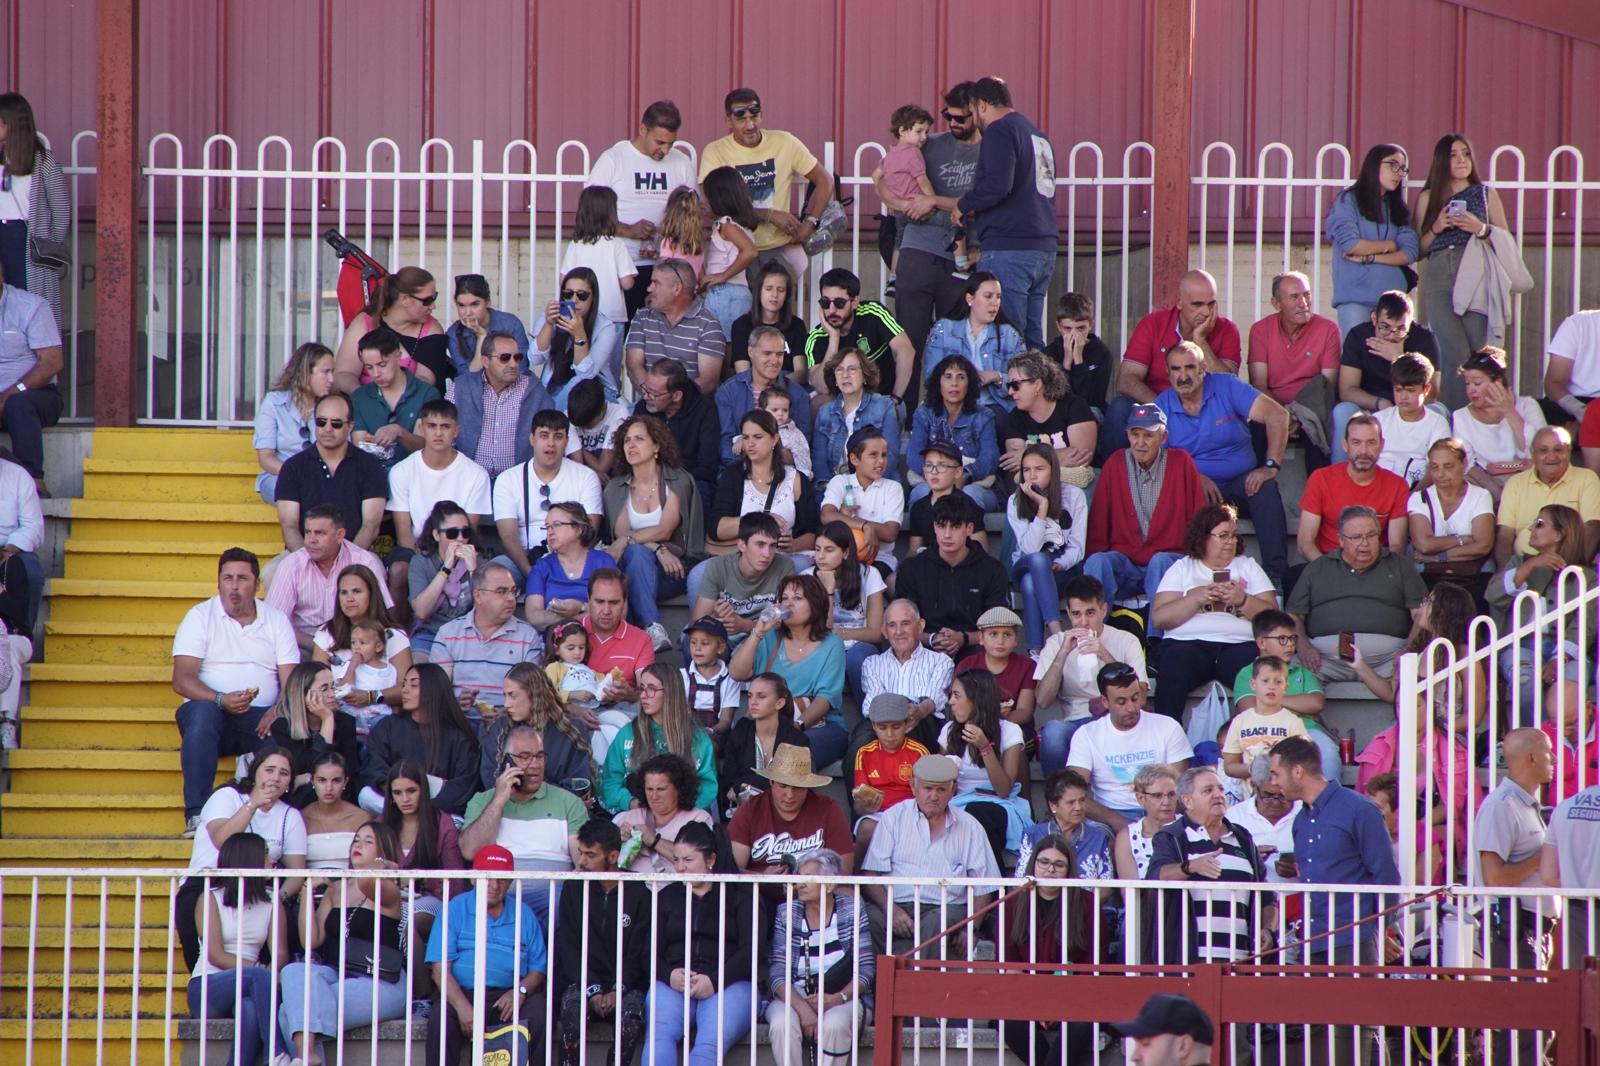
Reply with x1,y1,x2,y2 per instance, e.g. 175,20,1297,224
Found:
0,868,1594,1066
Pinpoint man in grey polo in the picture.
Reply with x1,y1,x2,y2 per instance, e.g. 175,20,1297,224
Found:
861,753,999,957
1542,780,1600,965
431,563,544,722
622,258,725,395
1472,727,1555,1062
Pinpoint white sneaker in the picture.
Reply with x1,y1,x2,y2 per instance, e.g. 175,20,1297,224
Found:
0,719,16,750
646,622,671,652
183,815,201,839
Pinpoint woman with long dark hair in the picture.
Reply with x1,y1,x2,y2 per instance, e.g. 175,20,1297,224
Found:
729,261,809,379
1006,442,1088,653
922,273,1025,412
380,758,464,927
706,408,821,551
1325,143,1420,336
188,833,288,1066
0,92,72,331
716,672,809,815
332,265,451,392
801,521,885,695
560,185,636,326
408,501,484,660
731,575,849,771
531,265,622,403
361,663,480,816
310,563,411,709
1414,133,1509,407
698,167,760,340
253,341,335,504
905,353,1000,507
940,668,1032,868
1000,834,1094,1065
446,272,530,376
602,414,704,638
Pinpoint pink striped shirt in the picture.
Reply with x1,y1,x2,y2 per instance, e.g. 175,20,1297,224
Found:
264,540,393,633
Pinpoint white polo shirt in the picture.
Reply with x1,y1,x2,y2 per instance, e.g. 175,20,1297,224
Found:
171,596,300,706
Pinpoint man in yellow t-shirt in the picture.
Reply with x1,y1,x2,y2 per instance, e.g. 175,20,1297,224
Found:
699,88,833,282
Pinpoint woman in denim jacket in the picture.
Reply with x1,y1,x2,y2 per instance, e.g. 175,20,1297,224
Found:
811,348,901,479
921,273,1025,413
906,353,999,508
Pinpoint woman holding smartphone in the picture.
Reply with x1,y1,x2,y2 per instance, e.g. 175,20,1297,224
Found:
1414,133,1508,408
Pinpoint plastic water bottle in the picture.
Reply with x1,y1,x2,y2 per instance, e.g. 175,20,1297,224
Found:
843,484,857,509
759,604,794,626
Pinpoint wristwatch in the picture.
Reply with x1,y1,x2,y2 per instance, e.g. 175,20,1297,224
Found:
1262,459,1281,471
1180,858,1194,877
13,382,25,393
518,984,529,996
802,215,821,228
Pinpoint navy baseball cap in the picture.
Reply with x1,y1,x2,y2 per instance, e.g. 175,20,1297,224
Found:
1112,994,1213,1044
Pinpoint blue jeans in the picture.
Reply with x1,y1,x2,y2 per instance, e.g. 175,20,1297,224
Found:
176,701,269,817
619,543,687,627
1335,302,1374,337
277,961,408,1060
907,480,999,511
1038,716,1091,776
844,640,876,697
1081,550,1182,636
982,249,1055,349
803,721,848,772
648,979,755,1066
189,968,274,1066
702,282,753,341
1011,552,1073,651
1213,472,1287,588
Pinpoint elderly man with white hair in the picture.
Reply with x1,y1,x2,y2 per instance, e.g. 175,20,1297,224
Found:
1492,424,1600,567
861,753,999,956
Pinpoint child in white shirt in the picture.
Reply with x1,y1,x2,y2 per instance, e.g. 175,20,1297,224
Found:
760,386,812,478
681,618,742,739
334,620,397,734
1374,353,1452,486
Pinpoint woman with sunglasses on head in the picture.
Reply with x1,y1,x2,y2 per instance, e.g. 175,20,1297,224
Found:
811,347,901,482
999,351,1097,487
1325,144,1420,337
531,266,622,405
446,273,530,376
408,501,483,661
332,265,451,394
253,341,335,504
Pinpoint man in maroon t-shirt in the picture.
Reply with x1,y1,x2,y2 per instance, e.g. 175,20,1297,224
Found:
727,743,854,875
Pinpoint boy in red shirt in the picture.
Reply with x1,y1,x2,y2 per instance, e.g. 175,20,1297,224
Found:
851,693,929,867
956,606,1039,790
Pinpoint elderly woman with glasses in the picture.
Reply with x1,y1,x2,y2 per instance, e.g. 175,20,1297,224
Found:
905,353,1000,508
811,348,901,479
1148,504,1279,721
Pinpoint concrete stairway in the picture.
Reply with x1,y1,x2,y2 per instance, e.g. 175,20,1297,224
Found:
0,427,278,1064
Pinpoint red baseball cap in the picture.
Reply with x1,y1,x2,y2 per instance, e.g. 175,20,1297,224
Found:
472,845,516,872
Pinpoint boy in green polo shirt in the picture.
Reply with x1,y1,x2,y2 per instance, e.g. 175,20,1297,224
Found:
1231,609,1342,776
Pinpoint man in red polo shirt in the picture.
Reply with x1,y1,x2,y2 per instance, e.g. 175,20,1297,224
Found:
581,567,652,710
1296,414,1410,566
1247,271,1342,471
1108,269,1241,453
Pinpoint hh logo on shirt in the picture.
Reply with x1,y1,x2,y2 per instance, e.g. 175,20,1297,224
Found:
633,171,670,192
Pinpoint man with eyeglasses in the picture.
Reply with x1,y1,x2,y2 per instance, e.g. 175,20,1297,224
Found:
1229,608,1341,779
449,330,566,481
1066,661,1191,833
871,81,984,356
1286,505,1427,684
699,88,833,286
264,503,392,652
274,391,389,552
632,359,720,517
716,324,812,464
803,267,915,404
491,409,602,582
622,257,726,395
1225,754,1304,885
1332,289,1443,457
432,563,544,718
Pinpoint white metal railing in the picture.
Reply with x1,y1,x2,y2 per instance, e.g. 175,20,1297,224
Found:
0,868,1594,1066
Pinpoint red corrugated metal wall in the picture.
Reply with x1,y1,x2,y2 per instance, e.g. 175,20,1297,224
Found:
6,0,1598,223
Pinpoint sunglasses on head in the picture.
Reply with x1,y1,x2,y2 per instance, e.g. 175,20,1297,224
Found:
559,289,592,302
439,527,470,540
314,417,348,429
818,296,851,310
729,105,761,119
409,291,438,306
1101,663,1139,685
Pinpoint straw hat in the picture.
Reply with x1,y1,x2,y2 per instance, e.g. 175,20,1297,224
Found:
757,742,830,789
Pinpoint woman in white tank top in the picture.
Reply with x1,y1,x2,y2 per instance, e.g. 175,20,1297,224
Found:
1113,764,1181,879
188,833,288,1066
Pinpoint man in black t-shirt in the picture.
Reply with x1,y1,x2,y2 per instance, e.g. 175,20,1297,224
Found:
1332,290,1443,462
804,268,916,403
275,392,390,551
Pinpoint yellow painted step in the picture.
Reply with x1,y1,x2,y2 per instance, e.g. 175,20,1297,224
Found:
90,426,256,462
0,925,174,972
0,837,192,869
63,500,280,544
62,539,281,583
1,793,188,839
0,1017,174,1066
44,580,217,625
24,706,176,750
2,749,200,797
41,622,178,666
82,458,266,505
2,876,176,928
0,972,176,1019
27,664,177,708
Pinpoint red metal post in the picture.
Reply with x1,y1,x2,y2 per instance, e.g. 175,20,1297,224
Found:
95,0,139,427
1151,0,1195,306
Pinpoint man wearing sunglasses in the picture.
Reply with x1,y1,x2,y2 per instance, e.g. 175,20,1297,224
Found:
450,331,567,481
699,88,833,285
803,268,915,404
871,81,984,357
274,392,390,554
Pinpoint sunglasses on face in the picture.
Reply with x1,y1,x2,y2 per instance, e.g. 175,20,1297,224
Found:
409,291,438,306
559,289,592,302
818,296,852,310
941,110,971,123
489,352,520,364
439,527,470,540
729,105,761,119
1005,377,1037,392
314,418,348,429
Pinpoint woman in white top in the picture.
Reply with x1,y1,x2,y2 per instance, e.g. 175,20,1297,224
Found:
1005,443,1089,653
1113,763,1180,879
189,832,289,1066
801,521,886,697
1408,437,1495,598
820,425,905,574
708,409,821,552
939,668,1031,868
559,187,637,325
603,415,705,642
1149,504,1279,721
1452,347,1545,502
299,752,368,871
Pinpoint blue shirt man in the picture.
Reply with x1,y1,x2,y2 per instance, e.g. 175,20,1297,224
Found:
714,324,812,464
1269,737,1399,962
1154,341,1292,587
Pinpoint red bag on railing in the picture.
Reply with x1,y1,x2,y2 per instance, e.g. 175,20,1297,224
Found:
323,229,387,328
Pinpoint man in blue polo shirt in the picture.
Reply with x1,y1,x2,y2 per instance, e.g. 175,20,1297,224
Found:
1154,340,1292,587
426,844,547,1065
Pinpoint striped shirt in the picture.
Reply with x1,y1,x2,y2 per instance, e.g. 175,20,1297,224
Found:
861,798,1000,904
475,373,531,479
623,301,726,382
1153,815,1260,962
861,645,953,716
264,540,392,633
430,613,544,714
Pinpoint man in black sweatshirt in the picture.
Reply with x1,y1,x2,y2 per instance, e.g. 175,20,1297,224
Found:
956,76,1058,349
554,819,651,1066
894,493,1009,662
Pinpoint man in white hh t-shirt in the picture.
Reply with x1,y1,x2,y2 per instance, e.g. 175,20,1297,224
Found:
389,398,493,549
1067,660,1192,832
587,101,697,322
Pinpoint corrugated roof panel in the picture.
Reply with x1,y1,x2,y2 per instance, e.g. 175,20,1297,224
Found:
431,0,529,155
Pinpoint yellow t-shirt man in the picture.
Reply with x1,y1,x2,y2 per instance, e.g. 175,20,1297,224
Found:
699,130,819,252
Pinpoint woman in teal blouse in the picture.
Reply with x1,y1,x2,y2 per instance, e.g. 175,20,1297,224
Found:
729,574,847,772
597,661,717,814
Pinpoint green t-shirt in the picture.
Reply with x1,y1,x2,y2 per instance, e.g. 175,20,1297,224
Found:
463,782,587,868
350,372,441,467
